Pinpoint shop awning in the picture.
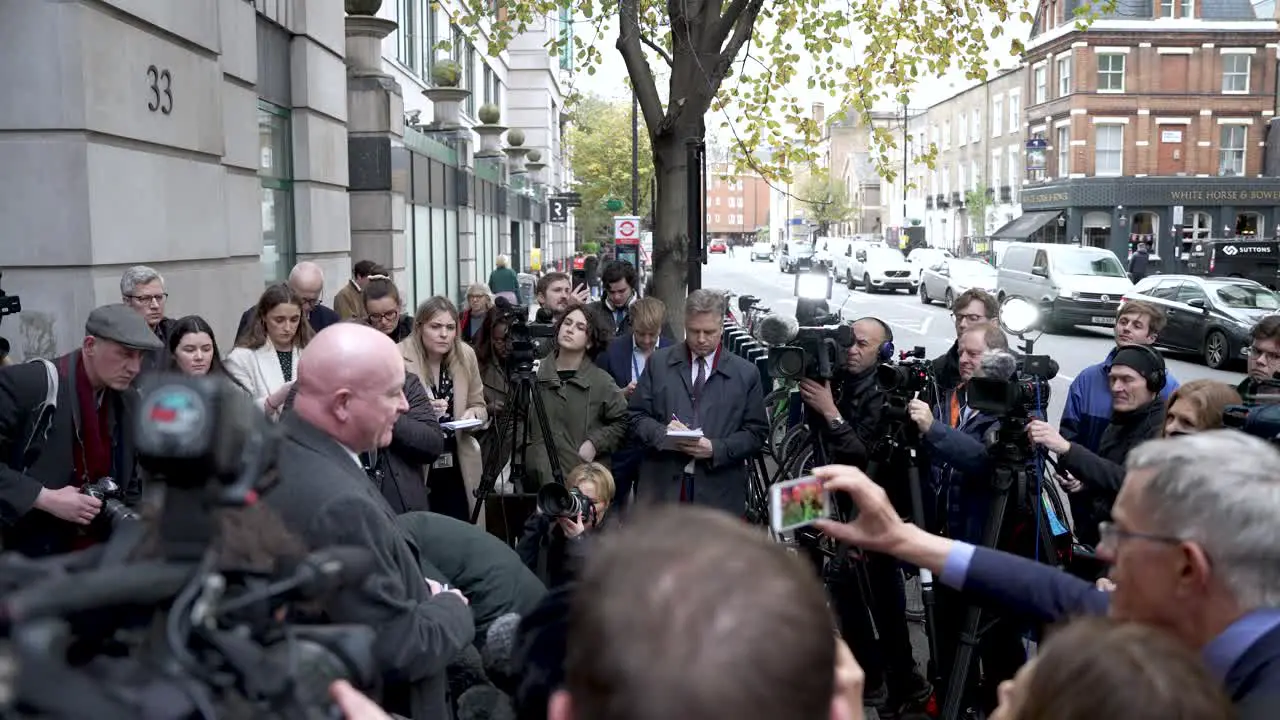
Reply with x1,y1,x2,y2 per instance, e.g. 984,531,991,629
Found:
991,211,1062,240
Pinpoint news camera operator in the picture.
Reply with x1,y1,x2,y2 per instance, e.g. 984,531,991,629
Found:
797,316,932,717
516,462,616,588
929,289,1000,395
905,323,1026,715
0,304,161,558
1027,345,1167,548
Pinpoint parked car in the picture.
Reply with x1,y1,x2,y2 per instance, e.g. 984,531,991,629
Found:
849,246,919,294
1126,274,1280,369
750,241,775,262
779,240,816,274
920,258,998,308
906,247,954,281
709,240,728,254
996,242,1133,333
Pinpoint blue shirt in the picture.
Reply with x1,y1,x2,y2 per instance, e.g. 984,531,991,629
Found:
941,542,1280,680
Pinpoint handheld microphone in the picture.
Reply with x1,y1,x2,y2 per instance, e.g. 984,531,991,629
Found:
979,350,1019,382
215,546,376,617
757,313,800,346
494,295,515,312
481,612,523,686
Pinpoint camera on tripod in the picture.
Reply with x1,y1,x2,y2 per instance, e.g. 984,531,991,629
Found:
494,296,555,367
876,346,934,397
967,297,1059,419
1222,377,1280,443
760,270,853,381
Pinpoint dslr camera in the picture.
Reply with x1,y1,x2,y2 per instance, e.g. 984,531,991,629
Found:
79,476,139,529
536,483,597,525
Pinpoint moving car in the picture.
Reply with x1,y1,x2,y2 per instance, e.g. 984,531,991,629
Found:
833,239,879,284
848,246,919,294
779,240,816,274
920,258,998,308
996,242,1133,333
750,241,775,262
906,247,954,281
709,240,728,254
1126,274,1280,369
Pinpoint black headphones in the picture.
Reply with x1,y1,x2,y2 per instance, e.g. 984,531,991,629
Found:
855,317,895,363
1105,344,1167,392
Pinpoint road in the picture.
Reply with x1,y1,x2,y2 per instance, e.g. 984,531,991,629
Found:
703,251,1244,426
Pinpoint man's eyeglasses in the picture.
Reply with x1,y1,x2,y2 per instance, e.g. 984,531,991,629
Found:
1246,345,1280,364
953,312,987,324
127,293,168,306
367,310,399,323
1097,521,1183,550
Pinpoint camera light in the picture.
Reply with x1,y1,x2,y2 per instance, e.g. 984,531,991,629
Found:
794,271,831,300
1000,297,1040,336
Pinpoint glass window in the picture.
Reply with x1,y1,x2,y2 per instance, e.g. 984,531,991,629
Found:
991,154,1002,189
422,1,435,76
958,114,968,146
1095,124,1123,176
1034,65,1047,103
432,207,448,297
970,160,979,191
398,0,417,71
972,108,981,137
1147,280,1183,300
258,101,294,285
1223,54,1250,93
1057,56,1072,96
1219,124,1247,176
558,6,574,71
1160,0,1194,17
1097,54,1125,92
1007,151,1019,188
1057,126,1070,178
1053,251,1127,277
1211,281,1280,309
1176,282,1207,305
466,46,477,116
943,121,951,150
992,97,1003,136
445,209,460,302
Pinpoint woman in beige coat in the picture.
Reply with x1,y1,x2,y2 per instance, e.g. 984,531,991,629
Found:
400,296,488,525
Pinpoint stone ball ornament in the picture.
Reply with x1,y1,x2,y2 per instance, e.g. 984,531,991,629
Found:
345,0,383,15
478,103,501,124
431,60,463,88
507,128,526,147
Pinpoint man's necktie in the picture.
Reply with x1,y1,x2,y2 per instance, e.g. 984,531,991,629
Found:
694,356,707,397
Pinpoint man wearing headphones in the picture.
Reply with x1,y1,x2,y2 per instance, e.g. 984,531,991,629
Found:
798,317,932,720
1028,344,1168,548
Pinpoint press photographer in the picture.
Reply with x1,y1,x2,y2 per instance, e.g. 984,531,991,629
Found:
517,462,616,588
797,315,932,719
1027,344,1167,548
905,323,1029,715
0,304,162,558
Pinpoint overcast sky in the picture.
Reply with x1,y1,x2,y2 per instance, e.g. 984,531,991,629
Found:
573,7,1030,138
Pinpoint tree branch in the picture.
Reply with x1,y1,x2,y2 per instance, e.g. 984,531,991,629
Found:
709,0,749,51
617,0,666,134
640,33,675,67
714,0,765,74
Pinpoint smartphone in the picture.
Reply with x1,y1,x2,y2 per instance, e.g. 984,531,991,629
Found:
769,475,832,534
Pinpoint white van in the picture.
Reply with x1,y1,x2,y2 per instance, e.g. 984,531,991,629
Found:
996,243,1134,333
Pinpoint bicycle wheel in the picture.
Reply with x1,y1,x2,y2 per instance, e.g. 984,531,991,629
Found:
764,388,790,415
776,424,810,470
744,455,771,527
767,409,791,459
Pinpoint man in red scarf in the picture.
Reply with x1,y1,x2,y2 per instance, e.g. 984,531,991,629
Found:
0,303,162,557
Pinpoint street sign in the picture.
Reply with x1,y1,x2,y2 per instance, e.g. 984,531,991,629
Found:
605,198,625,212
549,197,569,223
614,215,641,245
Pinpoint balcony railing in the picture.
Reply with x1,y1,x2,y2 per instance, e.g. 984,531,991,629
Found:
1000,185,1013,203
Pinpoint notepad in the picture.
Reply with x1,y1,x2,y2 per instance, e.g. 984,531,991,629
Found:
441,418,484,431
665,428,704,439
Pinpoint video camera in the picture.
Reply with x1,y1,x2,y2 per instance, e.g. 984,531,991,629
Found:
876,346,935,397
968,354,1056,418
759,275,854,382
1222,377,1280,443
0,375,380,720
494,296,555,368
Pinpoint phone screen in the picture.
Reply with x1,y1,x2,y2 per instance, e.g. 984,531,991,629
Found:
769,475,832,534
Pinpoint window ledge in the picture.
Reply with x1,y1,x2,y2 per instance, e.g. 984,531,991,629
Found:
1097,89,1126,94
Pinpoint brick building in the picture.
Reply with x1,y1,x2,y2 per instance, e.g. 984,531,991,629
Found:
707,163,770,244
1012,0,1280,261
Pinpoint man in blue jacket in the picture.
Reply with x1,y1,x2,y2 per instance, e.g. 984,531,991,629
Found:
1059,298,1178,454
813,429,1280,720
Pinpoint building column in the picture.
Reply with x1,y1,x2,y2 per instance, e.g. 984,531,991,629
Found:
344,14,407,288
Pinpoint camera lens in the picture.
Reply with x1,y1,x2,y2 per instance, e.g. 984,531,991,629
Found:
536,484,581,519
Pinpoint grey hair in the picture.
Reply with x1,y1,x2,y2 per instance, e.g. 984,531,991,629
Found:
1126,429,1280,608
120,265,164,296
496,254,510,268
685,289,727,318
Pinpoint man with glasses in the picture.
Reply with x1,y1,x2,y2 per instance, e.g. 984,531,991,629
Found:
119,265,175,371
1239,315,1280,399
815,429,1280,718
930,289,1000,393
236,261,341,341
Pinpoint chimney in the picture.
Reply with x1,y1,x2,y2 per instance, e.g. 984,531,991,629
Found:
812,102,826,129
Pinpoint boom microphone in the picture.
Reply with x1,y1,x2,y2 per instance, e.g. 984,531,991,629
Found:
980,350,1019,382
457,684,517,720
1,561,194,626
757,313,800,346
482,612,523,689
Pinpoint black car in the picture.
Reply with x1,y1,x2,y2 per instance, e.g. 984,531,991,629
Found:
1128,274,1280,369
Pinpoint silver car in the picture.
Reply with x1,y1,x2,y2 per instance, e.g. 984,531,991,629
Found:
919,258,998,308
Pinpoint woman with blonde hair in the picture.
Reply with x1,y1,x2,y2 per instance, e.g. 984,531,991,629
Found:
401,296,488,524
1162,379,1242,437
460,283,493,345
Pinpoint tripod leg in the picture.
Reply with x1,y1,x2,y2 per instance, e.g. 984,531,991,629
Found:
471,375,532,526
905,458,943,694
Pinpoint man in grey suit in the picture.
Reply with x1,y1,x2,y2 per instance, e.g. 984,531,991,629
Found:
628,289,769,516
267,323,475,719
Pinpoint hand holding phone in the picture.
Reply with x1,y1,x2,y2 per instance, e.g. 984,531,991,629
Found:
769,475,832,534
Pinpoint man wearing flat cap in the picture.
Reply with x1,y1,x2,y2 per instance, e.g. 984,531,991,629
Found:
0,304,163,557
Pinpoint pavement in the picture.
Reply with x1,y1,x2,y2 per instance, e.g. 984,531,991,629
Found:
704,251,1245,426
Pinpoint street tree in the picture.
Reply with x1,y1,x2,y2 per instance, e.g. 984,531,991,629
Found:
564,94,655,248
964,184,993,238
796,169,855,236
448,0,1092,331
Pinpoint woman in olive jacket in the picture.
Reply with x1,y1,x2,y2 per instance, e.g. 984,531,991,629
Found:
525,305,628,492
